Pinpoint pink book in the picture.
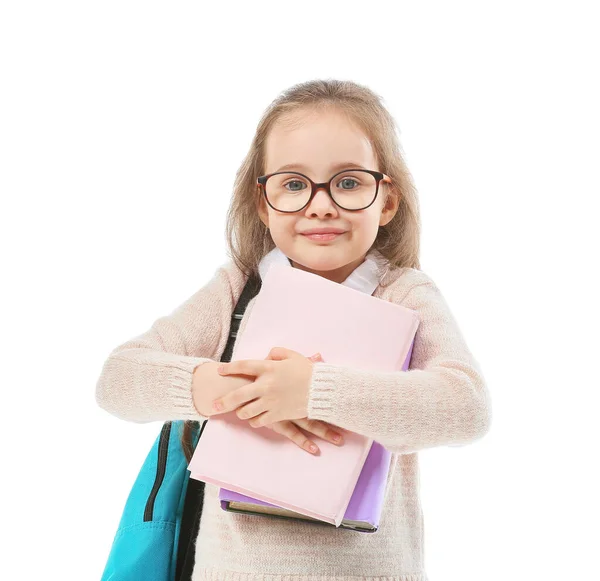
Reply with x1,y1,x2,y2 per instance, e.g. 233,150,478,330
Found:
188,263,419,528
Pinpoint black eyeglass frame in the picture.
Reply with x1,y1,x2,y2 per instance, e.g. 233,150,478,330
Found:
257,169,392,213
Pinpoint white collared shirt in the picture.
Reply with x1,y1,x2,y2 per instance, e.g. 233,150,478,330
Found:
257,246,390,295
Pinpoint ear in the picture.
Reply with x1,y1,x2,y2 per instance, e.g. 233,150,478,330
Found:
257,188,270,228
379,189,400,227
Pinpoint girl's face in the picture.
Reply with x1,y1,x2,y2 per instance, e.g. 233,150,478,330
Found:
258,108,399,284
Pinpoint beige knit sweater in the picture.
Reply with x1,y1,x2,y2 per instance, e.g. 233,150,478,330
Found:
95,248,492,581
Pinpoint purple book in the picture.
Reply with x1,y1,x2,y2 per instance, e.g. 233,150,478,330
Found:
218,340,415,533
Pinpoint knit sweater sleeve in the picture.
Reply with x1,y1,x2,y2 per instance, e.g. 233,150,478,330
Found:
306,279,492,454
95,260,241,423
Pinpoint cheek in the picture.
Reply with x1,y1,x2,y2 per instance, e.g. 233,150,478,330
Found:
268,218,298,241
348,213,378,235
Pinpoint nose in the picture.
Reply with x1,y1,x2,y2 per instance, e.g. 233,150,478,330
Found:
305,185,338,216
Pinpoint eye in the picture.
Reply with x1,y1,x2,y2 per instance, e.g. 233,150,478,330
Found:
283,180,307,192
335,177,360,190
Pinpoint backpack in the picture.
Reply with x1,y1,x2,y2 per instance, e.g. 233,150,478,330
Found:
101,273,262,581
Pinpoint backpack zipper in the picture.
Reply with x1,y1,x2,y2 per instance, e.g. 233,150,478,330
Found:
144,422,171,521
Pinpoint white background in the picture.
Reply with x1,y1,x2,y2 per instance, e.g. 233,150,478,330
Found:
2,1,598,579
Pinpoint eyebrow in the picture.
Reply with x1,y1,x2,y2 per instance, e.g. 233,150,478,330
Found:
274,162,369,173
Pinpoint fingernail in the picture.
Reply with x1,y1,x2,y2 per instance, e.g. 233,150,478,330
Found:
333,434,342,443
213,401,223,411
309,444,318,453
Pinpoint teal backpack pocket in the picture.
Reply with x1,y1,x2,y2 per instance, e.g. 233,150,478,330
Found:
101,421,200,581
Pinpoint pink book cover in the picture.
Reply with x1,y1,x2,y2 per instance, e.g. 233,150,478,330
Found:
188,263,419,528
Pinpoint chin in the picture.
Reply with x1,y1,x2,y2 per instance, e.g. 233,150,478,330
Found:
281,237,354,270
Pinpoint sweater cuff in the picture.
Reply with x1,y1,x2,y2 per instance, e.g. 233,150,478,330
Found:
163,354,211,421
306,362,340,425
98,351,213,423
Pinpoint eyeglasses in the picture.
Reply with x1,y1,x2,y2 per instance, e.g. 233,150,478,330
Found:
257,169,392,213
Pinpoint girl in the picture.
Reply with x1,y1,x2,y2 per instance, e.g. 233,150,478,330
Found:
96,78,491,581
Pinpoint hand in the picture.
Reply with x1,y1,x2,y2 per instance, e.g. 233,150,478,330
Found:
263,417,346,455
260,354,345,455
211,347,320,427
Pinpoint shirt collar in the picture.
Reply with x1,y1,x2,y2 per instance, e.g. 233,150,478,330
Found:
257,246,389,295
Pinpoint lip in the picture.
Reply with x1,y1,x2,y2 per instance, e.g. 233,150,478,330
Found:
300,227,347,235
302,232,344,242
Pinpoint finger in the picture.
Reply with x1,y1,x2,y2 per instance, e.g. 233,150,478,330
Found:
236,398,267,421
293,417,344,445
218,359,269,377
212,383,263,414
266,346,297,361
248,411,276,429
269,421,321,455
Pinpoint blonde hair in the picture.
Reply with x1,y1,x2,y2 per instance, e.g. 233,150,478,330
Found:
181,79,423,462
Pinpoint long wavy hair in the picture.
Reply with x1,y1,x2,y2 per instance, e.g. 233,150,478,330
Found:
180,78,422,462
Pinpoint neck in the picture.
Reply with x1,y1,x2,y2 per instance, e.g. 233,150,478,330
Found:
289,255,366,284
